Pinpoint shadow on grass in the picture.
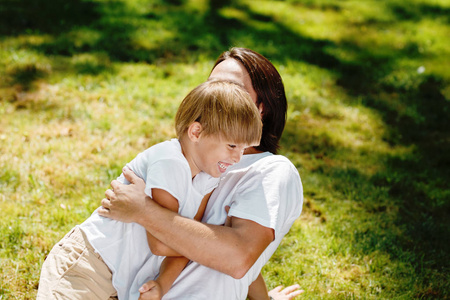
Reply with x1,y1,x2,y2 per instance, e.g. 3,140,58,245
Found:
0,0,100,36
389,2,450,23
1,0,449,296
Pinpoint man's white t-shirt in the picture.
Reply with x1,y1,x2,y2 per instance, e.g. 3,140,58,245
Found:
163,152,303,300
79,139,218,300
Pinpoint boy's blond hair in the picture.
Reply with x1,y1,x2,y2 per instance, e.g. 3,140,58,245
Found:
175,80,262,146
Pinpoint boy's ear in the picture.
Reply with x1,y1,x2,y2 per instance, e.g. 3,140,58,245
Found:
187,122,203,142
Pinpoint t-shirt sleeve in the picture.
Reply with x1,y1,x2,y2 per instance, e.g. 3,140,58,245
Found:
114,144,191,210
144,158,191,209
115,152,146,185
228,158,303,238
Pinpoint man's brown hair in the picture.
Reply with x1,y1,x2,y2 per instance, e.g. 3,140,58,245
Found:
212,48,287,154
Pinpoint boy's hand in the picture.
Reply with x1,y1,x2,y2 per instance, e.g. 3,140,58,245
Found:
138,280,163,300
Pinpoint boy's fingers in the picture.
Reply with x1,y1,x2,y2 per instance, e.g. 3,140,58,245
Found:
139,280,157,293
139,283,150,293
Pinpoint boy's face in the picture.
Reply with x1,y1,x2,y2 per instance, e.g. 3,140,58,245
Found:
191,134,249,178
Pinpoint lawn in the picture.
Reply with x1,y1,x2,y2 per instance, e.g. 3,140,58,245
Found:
1,0,449,299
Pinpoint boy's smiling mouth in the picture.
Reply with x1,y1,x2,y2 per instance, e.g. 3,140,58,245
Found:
218,161,232,173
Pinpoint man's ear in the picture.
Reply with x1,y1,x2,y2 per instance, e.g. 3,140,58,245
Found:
187,122,203,142
258,102,264,116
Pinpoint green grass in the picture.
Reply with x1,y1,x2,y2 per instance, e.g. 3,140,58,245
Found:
1,0,449,299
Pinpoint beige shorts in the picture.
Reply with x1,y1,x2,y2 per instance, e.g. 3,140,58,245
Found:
37,226,118,300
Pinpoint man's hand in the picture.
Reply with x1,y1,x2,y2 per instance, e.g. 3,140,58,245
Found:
268,285,304,300
98,167,147,223
138,280,163,300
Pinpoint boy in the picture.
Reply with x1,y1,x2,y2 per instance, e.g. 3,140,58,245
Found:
37,80,262,299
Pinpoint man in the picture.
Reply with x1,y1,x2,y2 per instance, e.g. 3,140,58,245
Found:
100,48,303,299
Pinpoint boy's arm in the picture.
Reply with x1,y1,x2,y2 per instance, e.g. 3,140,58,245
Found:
140,192,212,298
248,273,270,300
139,257,190,299
146,188,181,256
155,257,190,295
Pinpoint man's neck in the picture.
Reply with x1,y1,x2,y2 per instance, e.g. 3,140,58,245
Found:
243,147,263,155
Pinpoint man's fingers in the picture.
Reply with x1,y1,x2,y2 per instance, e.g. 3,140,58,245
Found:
97,206,109,216
282,284,301,294
110,179,122,191
100,198,111,209
122,167,142,184
98,198,111,217
271,286,283,293
269,284,304,299
279,284,303,299
99,190,113,217
105,188,114,200
290,290,305,298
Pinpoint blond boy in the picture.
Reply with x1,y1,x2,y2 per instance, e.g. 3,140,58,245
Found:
37,80,262,299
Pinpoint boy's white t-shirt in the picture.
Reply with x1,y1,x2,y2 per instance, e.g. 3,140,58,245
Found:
163,152,303,300
79,139,218,300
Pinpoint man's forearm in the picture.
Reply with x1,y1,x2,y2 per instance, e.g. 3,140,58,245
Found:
248,273,270,300
99,169,273,278
136,197,273,279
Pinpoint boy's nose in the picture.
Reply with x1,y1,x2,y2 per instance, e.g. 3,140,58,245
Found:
232,149,244,164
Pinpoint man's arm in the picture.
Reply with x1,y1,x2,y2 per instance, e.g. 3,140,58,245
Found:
247,275,305,300
248,275,305,300
140,203,274,279
247,273,270,300
144,189,213,256
99,168,274,279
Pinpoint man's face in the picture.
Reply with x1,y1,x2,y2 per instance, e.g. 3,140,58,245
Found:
208,59,263,155
208,59,258,104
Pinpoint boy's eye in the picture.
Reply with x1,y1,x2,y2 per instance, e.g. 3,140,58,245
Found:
228,144,237,149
